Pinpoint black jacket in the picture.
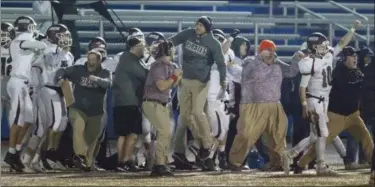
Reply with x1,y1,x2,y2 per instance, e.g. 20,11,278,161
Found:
328,63,364,116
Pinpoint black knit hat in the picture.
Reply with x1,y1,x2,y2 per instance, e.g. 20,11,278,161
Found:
127,37,142,49
196,16,212,32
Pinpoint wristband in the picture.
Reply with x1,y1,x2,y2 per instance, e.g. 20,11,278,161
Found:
350,27,355,33
302,101,307,106
170,74,178,82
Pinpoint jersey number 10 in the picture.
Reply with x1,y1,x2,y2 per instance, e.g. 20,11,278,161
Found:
1,57,12,76
321,66,332,88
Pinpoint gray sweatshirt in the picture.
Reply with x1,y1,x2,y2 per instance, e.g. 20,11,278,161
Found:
55,64,112,116
170,29,226,83
112,51,148,106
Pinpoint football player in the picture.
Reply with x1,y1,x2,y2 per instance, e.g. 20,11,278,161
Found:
1,22,16,132
3,16,47,172
197,28,237,171
283,20,361,176
21,23,74,172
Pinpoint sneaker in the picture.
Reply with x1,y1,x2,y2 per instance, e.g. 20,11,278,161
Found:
123,161,139,172
16,151,25,169
293,165,305,174
198,148,210,161
316,166,338,176
73,155,87,169
202,158,219,171
218,152,228,170
22,163,36,173
172,153,193,170
116,162,127,172
30,161,46,173
4,152,23,173
92,162,106,172
150,165,174,177
282,151,292,175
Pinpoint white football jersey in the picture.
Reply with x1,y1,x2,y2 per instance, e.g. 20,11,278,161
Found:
36,42,74,87
75,56,118,73
9,33,40,80
207,49,235,101
298,45,343,97
298,51,332,97
1,46,11,77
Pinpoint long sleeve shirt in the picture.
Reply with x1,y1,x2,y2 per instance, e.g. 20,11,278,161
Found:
55,64,111,116
240,55,284,104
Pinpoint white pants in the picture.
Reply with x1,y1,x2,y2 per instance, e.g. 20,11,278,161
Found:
205,100,230,141
307,97,329,138
7,77,33,127
35,87,68,138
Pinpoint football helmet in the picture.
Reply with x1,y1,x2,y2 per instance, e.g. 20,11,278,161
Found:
1,22,16,47
13,16,37,35
46,24,72,48
127,27,144,41
306,32,329,57
145,32,165,47
212,29,225,43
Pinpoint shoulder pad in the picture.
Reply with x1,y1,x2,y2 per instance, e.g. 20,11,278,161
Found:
298,57,314,75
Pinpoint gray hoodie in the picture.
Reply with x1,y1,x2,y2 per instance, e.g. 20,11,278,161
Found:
170,28,226,83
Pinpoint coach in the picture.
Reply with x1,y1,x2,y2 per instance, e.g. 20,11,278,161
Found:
296,46,374,170
112,38,148,172
169,16,226,160
55,50,111,171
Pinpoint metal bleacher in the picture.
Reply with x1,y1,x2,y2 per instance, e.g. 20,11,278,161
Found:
1,0,374,62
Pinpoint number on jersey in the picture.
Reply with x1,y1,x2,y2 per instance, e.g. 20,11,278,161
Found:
322,66,332,88
1,56,12,76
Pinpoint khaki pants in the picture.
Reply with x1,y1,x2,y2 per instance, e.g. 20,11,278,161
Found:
179,79,212,149
142,101,171,165
298,111,373,167
229,102,287,167
69,108,102,167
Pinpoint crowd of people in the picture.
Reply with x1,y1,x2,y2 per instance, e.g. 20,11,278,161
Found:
1,13,374,184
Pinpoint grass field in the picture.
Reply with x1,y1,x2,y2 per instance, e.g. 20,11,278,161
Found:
1,166,371,186
0,141,371,186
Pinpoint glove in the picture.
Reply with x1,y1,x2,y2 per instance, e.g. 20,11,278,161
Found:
230,29,240,38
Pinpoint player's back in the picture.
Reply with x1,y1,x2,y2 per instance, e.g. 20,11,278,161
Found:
299,52,334,97
9,33,36,80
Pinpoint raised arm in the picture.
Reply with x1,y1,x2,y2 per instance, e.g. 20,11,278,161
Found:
332,20,361,57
